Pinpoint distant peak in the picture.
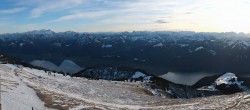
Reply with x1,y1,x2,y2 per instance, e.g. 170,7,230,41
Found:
25,29,55,35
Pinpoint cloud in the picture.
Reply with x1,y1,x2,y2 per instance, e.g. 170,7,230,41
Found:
102,0,179,14
49,11,108,22
29,0,85,18
0,7,26,14
49,7,142,22
49,0,179,22
155,20,168,24
184,12,192,14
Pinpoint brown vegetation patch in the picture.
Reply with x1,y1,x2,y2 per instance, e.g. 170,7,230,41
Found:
130,87,154,96
28,85,102,110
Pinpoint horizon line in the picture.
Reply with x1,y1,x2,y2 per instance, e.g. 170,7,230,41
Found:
1,29,250,35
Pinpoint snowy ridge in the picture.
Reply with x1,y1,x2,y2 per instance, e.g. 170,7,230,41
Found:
2,30,250,49
131,71,146,78
215,73,243,86
194,47,204,51
24,29,55,35
153,43,164,47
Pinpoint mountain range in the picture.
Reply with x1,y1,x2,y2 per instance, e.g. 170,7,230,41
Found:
1,30,250,75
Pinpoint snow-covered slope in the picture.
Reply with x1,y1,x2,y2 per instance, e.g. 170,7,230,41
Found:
1,64,250,109
131,71,146,78
0,64,46,110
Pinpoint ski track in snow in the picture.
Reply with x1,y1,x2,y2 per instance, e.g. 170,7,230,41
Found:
0,64,47,110
1,64,250,110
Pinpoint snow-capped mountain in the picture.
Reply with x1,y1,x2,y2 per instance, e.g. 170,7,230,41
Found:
24,29,56,35
215,73,243,86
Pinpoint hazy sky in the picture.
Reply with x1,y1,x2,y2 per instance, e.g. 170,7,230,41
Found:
1,0,250,33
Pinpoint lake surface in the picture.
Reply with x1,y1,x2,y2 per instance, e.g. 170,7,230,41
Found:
159,72,220,85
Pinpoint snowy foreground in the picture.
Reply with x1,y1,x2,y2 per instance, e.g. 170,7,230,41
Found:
1,64,250,110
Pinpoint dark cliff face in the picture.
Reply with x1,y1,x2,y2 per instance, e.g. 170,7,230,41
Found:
74,67,134,81
1,31,250,75
192,74,223,88
0,54,19,64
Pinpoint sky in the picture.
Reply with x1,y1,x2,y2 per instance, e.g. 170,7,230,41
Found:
1,0,250,33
